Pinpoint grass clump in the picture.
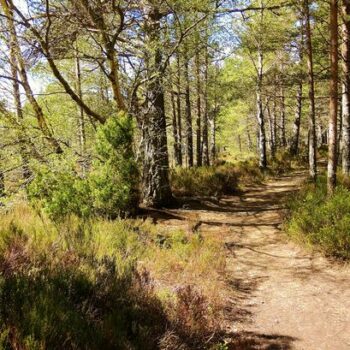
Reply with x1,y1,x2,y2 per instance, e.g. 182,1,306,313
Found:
286,176,350,260
170,160,266,197
170,164,239,197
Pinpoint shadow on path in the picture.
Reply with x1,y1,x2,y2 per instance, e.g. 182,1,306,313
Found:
141,171,350,349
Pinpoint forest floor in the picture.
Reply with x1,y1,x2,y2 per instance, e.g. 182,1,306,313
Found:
147,170,350,349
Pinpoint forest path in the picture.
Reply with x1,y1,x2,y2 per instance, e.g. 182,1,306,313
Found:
146,170,350,349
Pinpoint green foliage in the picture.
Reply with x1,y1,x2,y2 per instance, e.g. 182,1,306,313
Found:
27,160,92,220
28,113,139,220
90,113,139,218
286,176,350,259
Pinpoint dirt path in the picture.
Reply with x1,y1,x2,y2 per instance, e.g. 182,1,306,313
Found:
148,171,350,349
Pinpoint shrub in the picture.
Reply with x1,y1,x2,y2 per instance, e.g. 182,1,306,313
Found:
286,176,350,259
28,113,139,220
27,159,93,221
90,113,139,217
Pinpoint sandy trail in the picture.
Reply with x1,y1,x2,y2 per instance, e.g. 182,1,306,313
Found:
147,171,350,349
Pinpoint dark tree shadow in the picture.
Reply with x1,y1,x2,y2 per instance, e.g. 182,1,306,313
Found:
225,331,298,350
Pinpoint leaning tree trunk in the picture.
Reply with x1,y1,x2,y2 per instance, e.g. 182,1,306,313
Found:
141,6,172,207
328,0,339,194
7,9,30,179
304,0,317,181
342,0,350,176
1,0,62,154
75,47,87,177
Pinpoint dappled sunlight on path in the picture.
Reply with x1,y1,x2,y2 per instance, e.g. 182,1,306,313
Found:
145,171,350,349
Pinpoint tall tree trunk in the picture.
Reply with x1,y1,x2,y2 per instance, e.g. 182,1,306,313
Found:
304,0,317,180
210,111,216,162
291,81,303,156
290,24,304,156
342,0,350,176
267,102,276,158
195,48,202,167
171,87,181,166
184,48,193,167
202,44,210,166
280,80,287,147
272,96,277,153
256,47,267,169
176,53,183,166
246,116,253,151
328,0,339,194
141,6,172,207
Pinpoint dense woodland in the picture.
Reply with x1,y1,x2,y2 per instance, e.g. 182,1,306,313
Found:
0,0,348,207
0,0,349,349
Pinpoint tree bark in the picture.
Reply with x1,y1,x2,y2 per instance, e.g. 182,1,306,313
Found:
202,44,210,166
141,5,172,207
184,48,193,167
176,53,183,166
290,24,304,156
328,0,339,194
267,102,276,158
280,79,287,147
290,81,303,156
170,84,181,166
195,48,202,167
210,111,217,163
342,0,350,176
304,0,317,180
256,47,267,169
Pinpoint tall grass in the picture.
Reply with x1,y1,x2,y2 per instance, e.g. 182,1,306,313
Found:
170,160,263,197
0,204,226,349
285,176,350,260
170,154,302,198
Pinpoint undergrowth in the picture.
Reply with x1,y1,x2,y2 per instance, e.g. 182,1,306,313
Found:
0,204,226,349
285,175,350,260
171,153,302,198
